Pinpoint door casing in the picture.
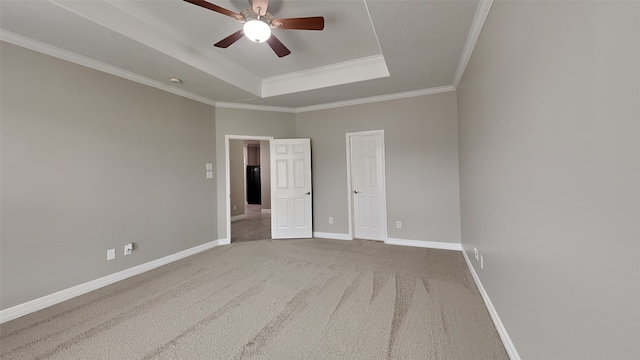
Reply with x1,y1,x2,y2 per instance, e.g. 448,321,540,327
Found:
225,135,273,243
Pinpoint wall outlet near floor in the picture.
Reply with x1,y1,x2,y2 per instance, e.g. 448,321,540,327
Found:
329,217,333,224
480,255,484,269
107,248,116,261
396,221,402,229
474,247,479,260
124,243,133,256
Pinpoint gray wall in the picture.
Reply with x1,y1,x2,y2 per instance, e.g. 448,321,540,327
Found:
0,42,217,309
260,140,271,210
246,145,260,166
457,2,640,359
296,92,461,243
214,108,296,240
229,140,245,217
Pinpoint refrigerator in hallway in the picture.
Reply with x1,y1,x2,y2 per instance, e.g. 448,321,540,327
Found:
246,165,261,205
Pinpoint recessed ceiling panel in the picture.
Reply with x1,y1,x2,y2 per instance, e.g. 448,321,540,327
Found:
1,0,482,109
0,0,257,103
133,0,382,77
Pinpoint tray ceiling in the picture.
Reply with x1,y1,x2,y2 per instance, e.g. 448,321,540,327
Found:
0,0,486,110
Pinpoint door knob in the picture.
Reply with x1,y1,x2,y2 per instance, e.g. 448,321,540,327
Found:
354,190,360,194
305,192,311,195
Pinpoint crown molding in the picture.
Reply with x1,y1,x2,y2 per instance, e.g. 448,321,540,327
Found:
295,86,456,113
2,31,456,115
452,0,494,88
260,0,388,99
49,0,261,95
214,102,296,113
0,30,219,108
262,55,390,98
2,31,453,115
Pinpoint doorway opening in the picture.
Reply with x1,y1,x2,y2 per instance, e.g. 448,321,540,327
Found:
225,135,273,243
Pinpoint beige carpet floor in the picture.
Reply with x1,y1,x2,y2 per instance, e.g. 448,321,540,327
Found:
0,238,508,359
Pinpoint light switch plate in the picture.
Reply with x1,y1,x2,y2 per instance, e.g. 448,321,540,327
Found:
107,249,116,261
205,163,213,171
206,171,213,179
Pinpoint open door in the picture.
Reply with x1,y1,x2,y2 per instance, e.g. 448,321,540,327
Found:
270,139,312,239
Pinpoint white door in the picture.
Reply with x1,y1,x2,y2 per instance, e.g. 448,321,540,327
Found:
350,132,387,241
271,139,313,239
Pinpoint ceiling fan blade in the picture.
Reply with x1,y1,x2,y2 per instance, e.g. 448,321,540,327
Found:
251,0,269,16
266,35,291,58
272,17,324,30
214,30,245,48
183,0,242,21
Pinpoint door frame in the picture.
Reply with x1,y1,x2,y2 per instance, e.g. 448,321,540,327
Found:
345,130,389,241
225,135,273,242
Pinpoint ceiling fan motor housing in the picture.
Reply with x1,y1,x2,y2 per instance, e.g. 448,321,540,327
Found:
240,8,274,26
183,0,323,57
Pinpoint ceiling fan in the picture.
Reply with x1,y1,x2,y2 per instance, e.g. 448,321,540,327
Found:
184,0,325,58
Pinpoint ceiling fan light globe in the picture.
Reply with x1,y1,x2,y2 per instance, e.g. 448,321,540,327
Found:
243,19,271,43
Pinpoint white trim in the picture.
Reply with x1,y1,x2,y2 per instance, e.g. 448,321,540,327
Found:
313,232,352,241
0,239,223,324
225,135,274,243
345,134,355,241
0,30,219,108
261,209,272,214
0,32,456,114
217,238,231,246
297,86,455,113
215,102,296,113
385,238,463,251
345,130,389,242
48,0,260,95
262,55,389,98
452,0,494,88
230,214,247,222
363,0,384,57
461,249,521,360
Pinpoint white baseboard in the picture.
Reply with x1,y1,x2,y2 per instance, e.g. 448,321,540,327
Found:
461,249,521,360
230,214,246,222
261,209,271,214
0,239,224,324
313,232,352,241
385,237,463,251
217,238,230,245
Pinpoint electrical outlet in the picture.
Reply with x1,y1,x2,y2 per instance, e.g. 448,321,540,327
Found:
124,243,133,256
329,217,333,224
107,249,115,261
474,247,479,260
396,221,402,229
480,255,484,269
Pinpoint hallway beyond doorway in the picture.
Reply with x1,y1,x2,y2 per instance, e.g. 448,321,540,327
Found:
230,205,271,242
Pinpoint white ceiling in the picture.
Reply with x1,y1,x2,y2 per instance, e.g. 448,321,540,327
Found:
0,0,488,111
